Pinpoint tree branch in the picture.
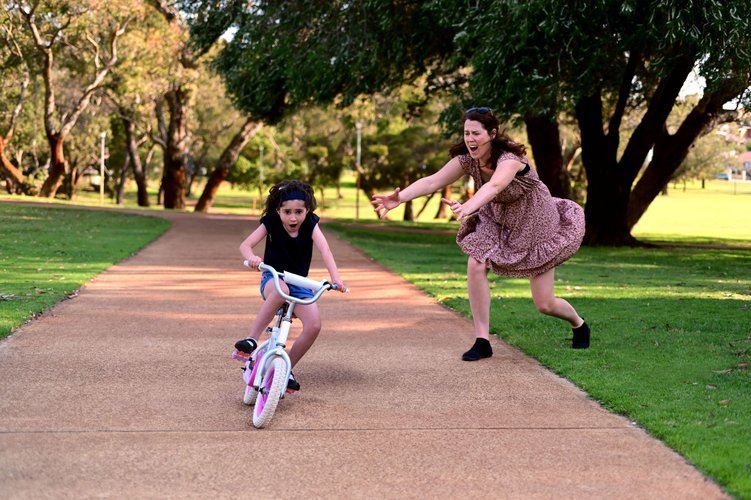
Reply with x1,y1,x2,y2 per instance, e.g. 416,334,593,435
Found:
607,49,640,147
1,25,30,143
145,0,178,24
627,84,743,228
58,17,131,138
151,98,168,148
618,54,695,183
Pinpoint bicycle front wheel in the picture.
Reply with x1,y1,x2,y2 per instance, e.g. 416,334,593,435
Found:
243,360,258,406
252,356,287,428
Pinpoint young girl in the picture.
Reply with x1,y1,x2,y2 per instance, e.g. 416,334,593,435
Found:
372,107,589,360
234,180,346,392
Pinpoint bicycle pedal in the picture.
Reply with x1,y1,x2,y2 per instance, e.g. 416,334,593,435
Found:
232,349,250,362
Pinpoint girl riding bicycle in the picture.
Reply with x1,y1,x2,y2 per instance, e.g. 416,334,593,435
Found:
234,179,347,392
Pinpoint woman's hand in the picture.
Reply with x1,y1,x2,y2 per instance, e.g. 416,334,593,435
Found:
371,188,401,219
441,197,474,222
243,256,263,270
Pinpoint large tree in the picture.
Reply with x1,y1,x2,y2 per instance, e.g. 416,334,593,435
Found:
462,0,751,244
183,0,751,245
194,117,260,212
15,0,132,199
146,0,198,209
0,16,32,194
104,3,181,207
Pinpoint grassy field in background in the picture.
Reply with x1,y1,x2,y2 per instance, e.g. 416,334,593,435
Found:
213,176,751,243
0,204,171,339
3,175,747,240
632,179,751,244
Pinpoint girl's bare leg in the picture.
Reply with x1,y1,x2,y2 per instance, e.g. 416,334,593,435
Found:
248,281,287,340
286,302,322,367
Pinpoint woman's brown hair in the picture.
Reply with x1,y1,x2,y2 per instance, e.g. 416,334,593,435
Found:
448,108,526,168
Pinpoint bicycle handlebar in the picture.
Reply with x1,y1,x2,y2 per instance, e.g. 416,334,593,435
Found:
244,261,338,305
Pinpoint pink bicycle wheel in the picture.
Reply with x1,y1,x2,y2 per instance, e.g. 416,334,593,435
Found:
252,357,286,428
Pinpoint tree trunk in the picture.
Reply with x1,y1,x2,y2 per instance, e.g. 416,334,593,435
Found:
116,154,130,205
434,185,451,219
68,162,78,200
401,173,414,221
576,93,638,245
39,133,66,198
403,199,413,221
195,118,261,213
0,136,30,194
583,166,637,246
162,158,186,209
161,87,191,209
0,69,31,194
524,113,572,199
122,116,150,207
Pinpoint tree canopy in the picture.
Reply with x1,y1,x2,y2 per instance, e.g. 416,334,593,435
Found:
182,1,456,121
182,0,751,244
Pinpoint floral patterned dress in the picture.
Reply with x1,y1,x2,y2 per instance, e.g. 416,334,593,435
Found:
455,152,585,278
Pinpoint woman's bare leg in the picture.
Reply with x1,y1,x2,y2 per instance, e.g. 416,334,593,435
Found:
529,268,583,327
467,257,491,340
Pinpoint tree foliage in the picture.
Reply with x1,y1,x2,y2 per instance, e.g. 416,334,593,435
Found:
183,0,751,244
182,1,456,121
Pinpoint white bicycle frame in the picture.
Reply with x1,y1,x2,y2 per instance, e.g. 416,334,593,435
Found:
247,262,335,395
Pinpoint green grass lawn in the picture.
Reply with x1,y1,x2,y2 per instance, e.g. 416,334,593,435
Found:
323,185,751,499
0,203,171,339
324,224,750,498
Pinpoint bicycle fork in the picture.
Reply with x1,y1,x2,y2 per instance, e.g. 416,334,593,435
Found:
251,318,294,396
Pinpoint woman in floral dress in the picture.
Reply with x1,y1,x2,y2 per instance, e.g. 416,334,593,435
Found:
371,107,590,360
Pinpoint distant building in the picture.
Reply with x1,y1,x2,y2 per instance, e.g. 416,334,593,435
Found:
739,151,751,175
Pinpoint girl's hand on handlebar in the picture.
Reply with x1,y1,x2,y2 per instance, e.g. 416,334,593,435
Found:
332,278,348,293
243,256,262,270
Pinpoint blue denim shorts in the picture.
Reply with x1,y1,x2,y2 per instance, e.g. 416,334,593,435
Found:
260,271,315,300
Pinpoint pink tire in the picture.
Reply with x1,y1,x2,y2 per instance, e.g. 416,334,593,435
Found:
252,357,286,428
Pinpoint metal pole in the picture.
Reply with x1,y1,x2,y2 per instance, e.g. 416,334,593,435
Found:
259,143,264,188
99,132,106,205
356,121,362,220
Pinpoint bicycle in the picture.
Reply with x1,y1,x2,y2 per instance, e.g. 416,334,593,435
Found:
233,262,341,428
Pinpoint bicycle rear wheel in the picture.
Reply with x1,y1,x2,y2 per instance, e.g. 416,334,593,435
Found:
252,356,287,428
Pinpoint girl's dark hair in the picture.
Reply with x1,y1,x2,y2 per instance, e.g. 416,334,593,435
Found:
448,109,526,167
262,179,317,217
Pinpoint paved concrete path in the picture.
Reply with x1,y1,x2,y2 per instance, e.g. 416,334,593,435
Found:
0,209,728,499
